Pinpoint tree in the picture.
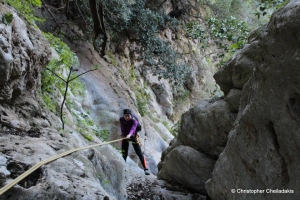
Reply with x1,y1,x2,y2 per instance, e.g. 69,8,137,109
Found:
43,0,190,86
45,66,98,129
88,0,109,57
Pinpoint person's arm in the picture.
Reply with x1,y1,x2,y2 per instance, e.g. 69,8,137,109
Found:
127,119,138,138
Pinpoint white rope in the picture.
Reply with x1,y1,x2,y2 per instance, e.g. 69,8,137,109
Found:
0,138,124,195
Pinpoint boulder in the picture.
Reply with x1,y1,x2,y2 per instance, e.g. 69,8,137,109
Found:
157,145,215,195
178,98,237,159
158,97,237,194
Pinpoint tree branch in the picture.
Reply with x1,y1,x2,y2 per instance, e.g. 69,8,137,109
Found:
156,0,168,10
69,68,98,82
45,68,66,83
60,67,73,130
41,0,62,31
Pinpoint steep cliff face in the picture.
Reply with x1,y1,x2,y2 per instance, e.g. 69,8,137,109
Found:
158,0,300,198
0,4,51,131
3,0,297,199
0,0,216,199
206,0,300,199
0,4,131,200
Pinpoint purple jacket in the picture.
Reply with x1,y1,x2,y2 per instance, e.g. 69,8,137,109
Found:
120,116,138,137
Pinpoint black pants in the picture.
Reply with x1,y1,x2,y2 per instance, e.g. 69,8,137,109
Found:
122,136,148,170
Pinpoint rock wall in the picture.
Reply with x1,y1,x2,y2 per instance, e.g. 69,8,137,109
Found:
157,98,237,194
0,1,202,198
0,3,147,200
206,0,300,199
0,4,51,131
158,0,300,199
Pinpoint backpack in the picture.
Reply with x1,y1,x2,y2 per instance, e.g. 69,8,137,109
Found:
132,114,142,132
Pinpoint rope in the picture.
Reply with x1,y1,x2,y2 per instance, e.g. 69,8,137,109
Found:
143,132,146,154
0,138,125,196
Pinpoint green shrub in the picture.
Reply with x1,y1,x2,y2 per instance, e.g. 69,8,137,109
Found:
107,51,118,67
2,13,13,25
94,129,110,141
103,0,189,86
170,121,181,137
82,133,94,141
206,16,249,51
255,0,290,19
5,0,44,24
162,120,170,131
136,95,147,116
173,86,191,104
41,32,84,97
185,21,206,42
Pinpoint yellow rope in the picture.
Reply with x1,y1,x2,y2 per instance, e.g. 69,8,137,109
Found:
0,138,124,195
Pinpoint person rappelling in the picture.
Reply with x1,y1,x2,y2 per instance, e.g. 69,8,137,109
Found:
119,109,150,175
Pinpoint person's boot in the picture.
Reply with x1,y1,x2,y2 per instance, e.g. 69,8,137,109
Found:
144,169,150,175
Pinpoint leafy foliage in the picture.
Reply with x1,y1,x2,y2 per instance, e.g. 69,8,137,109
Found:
102,0,190,86
2,13,13,25
126,67,150,116
94,129,110,141
255,0,290,19
185,15,249,67
41,33,106,140
170,120,180,137
185,21,206,41
41,33,81,96
173,86,191,104
5,0,44,24
206,16,249,51
50,0,189,86
41,33,87,131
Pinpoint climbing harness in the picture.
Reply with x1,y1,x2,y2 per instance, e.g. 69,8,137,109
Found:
0,138,125,195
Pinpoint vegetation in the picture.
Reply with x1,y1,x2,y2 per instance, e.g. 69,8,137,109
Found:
206,16,249,51
40,33,105,143
185,16,249,67
5,0,44,24
162,120,171,131
126,67,150,116
170,121,180,137
184,0,289,67
255,0,290,19
185,21,206,43
2,13,13,25
173,87,191,105
74,112,110,142
7,0,291,141
62,0,191,86
41,33,81,119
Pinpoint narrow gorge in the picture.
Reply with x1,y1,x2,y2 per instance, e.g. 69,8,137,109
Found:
0,0,299,199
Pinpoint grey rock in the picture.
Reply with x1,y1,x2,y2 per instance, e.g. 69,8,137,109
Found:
225,89,242,111
149,79,174,118
158,97,237,195
0,6,51,103
206,1,300,199
213,41,260,96
178,98,237,159
158,145,215,195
